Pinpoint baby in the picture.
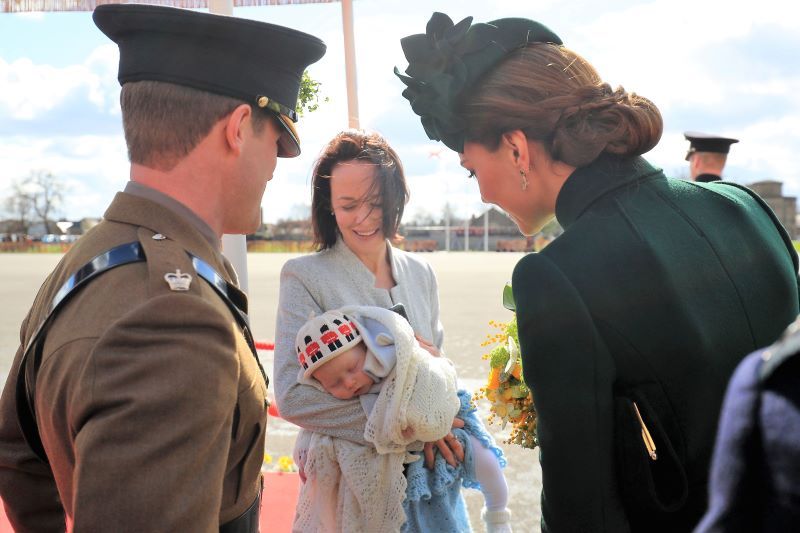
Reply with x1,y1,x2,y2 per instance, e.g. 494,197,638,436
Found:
296,307,513,533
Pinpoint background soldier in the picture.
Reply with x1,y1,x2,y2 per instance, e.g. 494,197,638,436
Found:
0,4,324,531
684,131,739,182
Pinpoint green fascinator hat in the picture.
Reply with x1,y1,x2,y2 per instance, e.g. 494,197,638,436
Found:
394,12,562,153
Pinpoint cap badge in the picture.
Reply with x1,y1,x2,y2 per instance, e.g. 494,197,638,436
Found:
164,269,192,291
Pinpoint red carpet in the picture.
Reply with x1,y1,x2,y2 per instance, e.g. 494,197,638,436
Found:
0,471,300,532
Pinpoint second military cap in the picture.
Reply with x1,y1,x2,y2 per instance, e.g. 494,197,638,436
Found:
93,4,326,158
684,131,739,161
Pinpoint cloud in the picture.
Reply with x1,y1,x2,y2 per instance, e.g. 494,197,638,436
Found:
2,0,800,224
0,134,128,220
0,44,118,122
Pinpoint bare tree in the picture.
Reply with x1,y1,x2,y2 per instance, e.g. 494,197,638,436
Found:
26,170,64,234
3,179,35,235
440,202,456,226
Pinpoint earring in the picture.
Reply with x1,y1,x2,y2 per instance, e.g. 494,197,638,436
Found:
519,169,528,191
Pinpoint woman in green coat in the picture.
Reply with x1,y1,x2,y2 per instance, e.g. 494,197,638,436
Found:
396,13,800,533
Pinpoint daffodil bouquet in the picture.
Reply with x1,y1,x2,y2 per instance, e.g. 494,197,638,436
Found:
263,453,298,473
478,284,538,449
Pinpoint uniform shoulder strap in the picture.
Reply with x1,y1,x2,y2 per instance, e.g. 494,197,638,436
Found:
16,241,147,463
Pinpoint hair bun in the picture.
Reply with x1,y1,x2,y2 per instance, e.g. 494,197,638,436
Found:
551,83,662,167
461,45,663,167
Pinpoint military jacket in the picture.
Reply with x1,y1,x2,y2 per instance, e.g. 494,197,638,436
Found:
512,155,799,533
697,317,800,532
0,192,268,531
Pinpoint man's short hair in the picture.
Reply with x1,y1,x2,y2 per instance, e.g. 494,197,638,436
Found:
120,80,271,171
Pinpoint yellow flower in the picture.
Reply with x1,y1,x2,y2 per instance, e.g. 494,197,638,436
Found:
480,313,538,449
277,455,296,473
263,453,273,464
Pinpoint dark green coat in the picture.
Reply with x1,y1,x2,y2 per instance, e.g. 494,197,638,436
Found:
512,155,799,533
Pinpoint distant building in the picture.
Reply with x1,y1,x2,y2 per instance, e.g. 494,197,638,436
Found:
747,180,798,238
402,207,531,251
469,207,519,234
266,218,312,241
77,218,101,234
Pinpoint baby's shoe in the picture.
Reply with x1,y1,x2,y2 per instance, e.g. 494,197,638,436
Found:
481,507,512,533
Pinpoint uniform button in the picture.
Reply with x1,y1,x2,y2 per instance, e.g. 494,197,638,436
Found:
152,233,166,240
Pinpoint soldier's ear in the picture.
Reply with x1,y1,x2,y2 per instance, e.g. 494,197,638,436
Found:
223,104,252,156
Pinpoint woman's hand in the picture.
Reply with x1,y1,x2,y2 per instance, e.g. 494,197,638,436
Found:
424,417,465,469
415,334,441,357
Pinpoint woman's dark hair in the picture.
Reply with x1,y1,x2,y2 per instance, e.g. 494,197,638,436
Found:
461,44,663,167
311,130,409,250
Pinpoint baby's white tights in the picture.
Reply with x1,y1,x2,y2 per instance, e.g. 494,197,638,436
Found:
468,435,512,533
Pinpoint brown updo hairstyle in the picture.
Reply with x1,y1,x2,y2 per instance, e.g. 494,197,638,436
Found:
311,130,409,250
460,44,663,167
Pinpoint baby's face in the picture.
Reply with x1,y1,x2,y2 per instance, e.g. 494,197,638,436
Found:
311,342,374,400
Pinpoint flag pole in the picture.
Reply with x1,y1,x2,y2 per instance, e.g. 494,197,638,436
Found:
341,0,359,128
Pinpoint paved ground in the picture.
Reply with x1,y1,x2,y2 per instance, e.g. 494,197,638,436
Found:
0,251,542,532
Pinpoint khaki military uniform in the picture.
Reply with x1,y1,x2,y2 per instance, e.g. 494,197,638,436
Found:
0,191,267,532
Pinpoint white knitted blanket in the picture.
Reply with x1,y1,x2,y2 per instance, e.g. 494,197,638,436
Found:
292,306,460,533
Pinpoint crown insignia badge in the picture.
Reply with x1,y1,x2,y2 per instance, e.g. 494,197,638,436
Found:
164,269,192,291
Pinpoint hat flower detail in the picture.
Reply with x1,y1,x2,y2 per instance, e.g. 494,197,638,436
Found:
394,12,563,153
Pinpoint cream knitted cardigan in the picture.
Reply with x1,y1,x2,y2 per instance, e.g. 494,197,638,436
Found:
292,305,460,533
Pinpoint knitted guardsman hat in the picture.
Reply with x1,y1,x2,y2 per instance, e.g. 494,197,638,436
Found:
93,3,326,158
296,310,362,379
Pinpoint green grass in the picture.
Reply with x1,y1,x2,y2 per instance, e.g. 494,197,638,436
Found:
246,241,314,253
0,243,71,253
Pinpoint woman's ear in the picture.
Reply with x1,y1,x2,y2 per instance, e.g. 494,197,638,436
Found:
500,130,531,172
224,104,253,156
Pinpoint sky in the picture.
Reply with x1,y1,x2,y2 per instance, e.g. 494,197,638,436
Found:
1,0,799,225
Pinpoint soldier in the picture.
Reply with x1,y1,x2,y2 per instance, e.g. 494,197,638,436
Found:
697,316,800,532
0,4,325,532
684,131,739,182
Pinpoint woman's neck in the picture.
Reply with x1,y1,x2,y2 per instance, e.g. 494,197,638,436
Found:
351,240,394,289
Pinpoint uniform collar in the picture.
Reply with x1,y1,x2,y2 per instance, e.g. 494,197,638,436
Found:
103,191,230,278
123,181,220,251
695,173,721,183
555,154,663,229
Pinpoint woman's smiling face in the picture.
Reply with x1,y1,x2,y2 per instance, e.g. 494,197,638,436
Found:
330,159,385,256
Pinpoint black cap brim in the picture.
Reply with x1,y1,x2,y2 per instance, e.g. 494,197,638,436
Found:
276,114,301,158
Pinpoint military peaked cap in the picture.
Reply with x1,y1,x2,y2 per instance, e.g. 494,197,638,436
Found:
93,3,326,158
684,131,739,161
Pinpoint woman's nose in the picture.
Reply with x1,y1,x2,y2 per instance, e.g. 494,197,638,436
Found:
355,203,374,224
